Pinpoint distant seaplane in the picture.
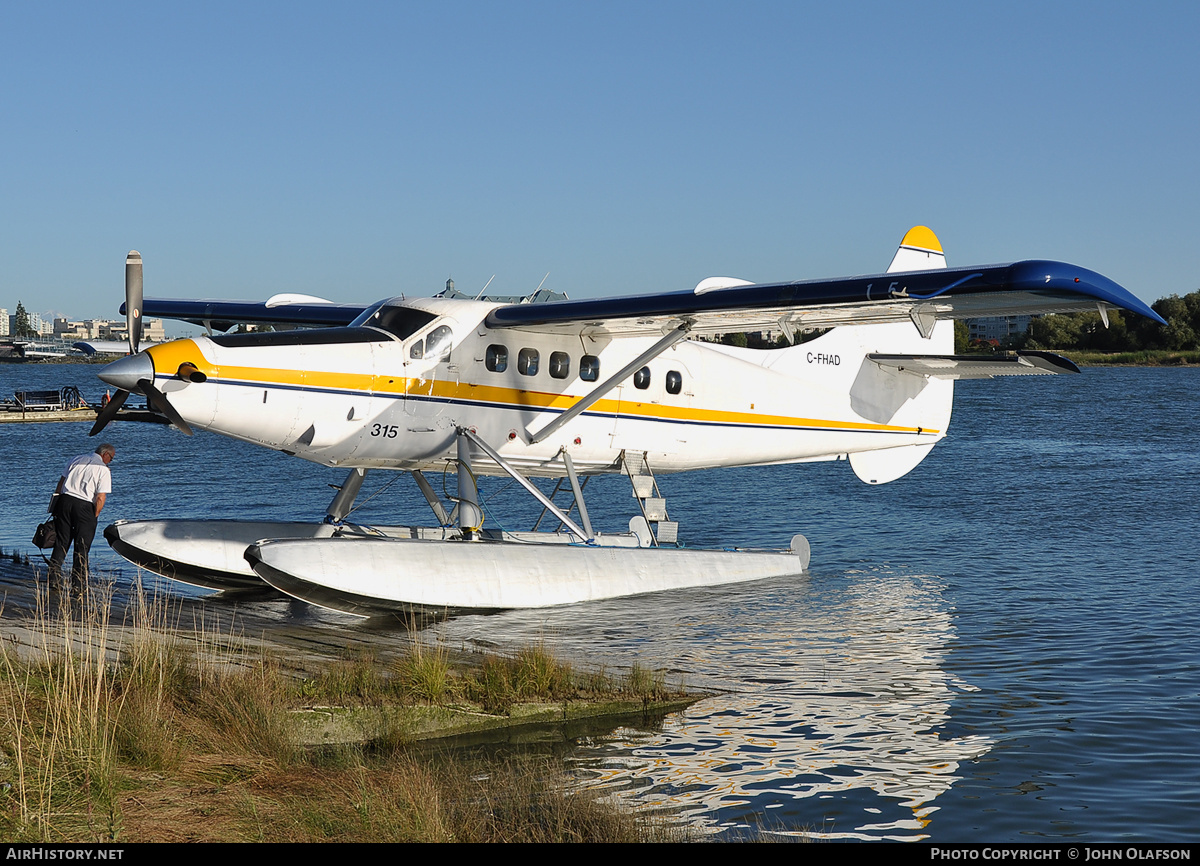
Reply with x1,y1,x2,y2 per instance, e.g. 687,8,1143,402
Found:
93,228,1165,616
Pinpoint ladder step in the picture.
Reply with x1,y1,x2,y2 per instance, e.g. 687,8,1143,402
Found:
643,497,668,521
655,521,678,544
630,476,656,498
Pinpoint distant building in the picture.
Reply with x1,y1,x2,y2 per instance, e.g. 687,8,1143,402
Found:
966,315,1033,344
0,309,8,337
53,317,167,343
54,318,92,339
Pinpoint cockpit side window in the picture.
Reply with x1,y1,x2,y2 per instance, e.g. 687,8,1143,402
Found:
425,325,454,362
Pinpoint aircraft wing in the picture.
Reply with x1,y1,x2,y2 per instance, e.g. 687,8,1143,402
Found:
125,259,1163,339
124,298,369,331
484,260,1165,337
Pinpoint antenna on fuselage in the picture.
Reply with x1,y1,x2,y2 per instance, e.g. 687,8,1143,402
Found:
473,275,495,301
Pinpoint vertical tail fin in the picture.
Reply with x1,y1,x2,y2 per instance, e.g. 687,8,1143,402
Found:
843,227,950,483
886,226,946,273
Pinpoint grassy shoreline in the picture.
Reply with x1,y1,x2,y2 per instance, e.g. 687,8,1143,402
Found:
0,577,694,842
1059,349,1200,367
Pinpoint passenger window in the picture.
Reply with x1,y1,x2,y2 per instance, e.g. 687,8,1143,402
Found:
409,339,424,360
633,366,651,390
518,348,539,376
580,355,600,382
425,325,453,361
549,351,570,380
666,370,683,395
486,344,508,373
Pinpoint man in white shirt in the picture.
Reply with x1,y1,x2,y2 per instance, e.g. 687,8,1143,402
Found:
48,443,115,585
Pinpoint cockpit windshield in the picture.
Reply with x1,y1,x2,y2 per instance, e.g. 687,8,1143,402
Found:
350,301,438,341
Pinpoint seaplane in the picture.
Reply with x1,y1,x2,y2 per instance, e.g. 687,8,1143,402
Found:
92,228,1166,616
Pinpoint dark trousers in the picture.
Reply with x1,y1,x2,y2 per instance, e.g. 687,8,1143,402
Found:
49,496,98,582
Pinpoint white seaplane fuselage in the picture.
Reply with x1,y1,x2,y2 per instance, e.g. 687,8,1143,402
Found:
114,303,948,614
142,298,953,483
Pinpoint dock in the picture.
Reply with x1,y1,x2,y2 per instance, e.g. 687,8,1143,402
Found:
0,407,98,424
0,407,167,425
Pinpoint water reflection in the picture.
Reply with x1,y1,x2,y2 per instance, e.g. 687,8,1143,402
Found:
432,567,991,840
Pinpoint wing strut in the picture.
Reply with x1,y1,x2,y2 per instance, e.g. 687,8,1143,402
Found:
526,321,692,444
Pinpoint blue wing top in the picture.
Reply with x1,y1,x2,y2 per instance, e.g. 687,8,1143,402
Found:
485,261,1166,336
127,260,1163,337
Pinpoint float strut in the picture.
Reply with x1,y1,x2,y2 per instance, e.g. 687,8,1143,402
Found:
325,468,367,525
458,427,592,543
456,431,484,539
561,450,594,539
411,470,451,525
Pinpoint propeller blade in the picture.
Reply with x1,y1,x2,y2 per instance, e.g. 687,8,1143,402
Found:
89,389,130,436
126,251,143,355
138,379,194,436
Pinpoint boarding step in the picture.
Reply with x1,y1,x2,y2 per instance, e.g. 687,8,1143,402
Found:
620,450,678,547
630,475,655,498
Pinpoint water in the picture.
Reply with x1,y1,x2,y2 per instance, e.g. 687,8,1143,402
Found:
1,363,1197,840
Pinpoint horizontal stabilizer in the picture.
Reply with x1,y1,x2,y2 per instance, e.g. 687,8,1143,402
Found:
868,350,1080,379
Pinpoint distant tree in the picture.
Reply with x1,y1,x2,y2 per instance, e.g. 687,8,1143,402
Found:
1023,290,1200,352
1026,313,1083,349
13,301,33,337
954,321,970,353
720,332,749,348
1150,294,1197,350
792,327,829,346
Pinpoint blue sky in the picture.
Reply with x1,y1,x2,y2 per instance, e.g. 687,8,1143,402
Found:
2,1,1196,322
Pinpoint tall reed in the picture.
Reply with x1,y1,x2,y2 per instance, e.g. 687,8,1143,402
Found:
0,581,122,840
0,574,681,842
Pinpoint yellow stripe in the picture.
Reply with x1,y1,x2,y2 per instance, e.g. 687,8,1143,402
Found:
175,359,937,436
145,338,938,435
425,380,937,434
